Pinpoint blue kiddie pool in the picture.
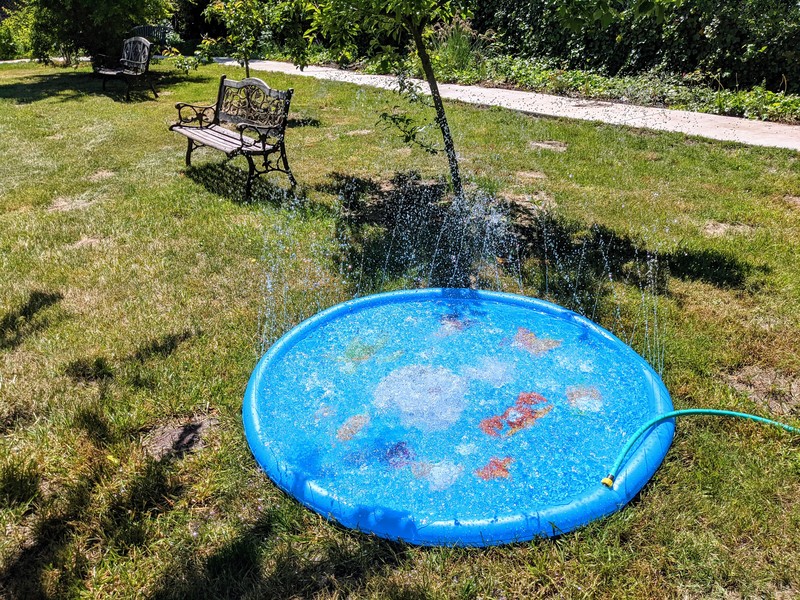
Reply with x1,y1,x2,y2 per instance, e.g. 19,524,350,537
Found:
243,288,674,545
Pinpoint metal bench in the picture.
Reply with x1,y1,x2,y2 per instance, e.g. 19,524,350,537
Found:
129,24,174,52
169,75,296,196
94,37,158,101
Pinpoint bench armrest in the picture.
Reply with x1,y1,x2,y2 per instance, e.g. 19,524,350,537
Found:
237,122,283,149
92,54,111,71
174,103,216,127
120,58,148,74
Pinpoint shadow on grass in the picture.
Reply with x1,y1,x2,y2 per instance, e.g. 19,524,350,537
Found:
287,116,322,128
0,290,63,351
149,507,411,599
0,457,41,510
0,69,213,104
0,456,185,599
325,170,478,289
63,328,201,388
186,162,298,206
131,329,199,363
0,405,193,599
0,477,96,599
327,170,766,320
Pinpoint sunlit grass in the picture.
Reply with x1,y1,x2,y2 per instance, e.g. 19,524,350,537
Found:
0,60,799,598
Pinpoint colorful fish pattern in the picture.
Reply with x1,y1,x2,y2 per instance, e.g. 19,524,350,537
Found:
479,391,552,437
567,386,603,412
512,327,562,356
475,457,514,480
336,414,370,441
436,313,476,337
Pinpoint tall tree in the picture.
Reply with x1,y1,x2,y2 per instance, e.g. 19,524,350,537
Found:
307,0,467,199
203,0,272,78
297,0,678,200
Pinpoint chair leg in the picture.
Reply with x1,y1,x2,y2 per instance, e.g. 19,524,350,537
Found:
148,75,158,99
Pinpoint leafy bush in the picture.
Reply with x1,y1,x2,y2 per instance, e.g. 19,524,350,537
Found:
425,16,493,84
472,0,800,93
0,2,34,59
28,0,172,63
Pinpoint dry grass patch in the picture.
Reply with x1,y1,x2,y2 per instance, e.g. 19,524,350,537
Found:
784,195,800,209
66,236,107,250
48,191,103,212
88,170,115,182
702,221,756,237
528,140,568,152
502,190,557,212
345,129,373,136
515,170,547,181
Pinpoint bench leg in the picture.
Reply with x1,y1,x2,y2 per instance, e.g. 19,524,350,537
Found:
245,155,256,200
148,75,158,99
280,142,297,187
185,139,196,166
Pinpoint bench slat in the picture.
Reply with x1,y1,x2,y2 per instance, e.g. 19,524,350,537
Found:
171,124,273,155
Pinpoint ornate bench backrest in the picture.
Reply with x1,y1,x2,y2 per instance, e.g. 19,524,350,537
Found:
129,24,173,46
215,76,293,135
119,37,152,74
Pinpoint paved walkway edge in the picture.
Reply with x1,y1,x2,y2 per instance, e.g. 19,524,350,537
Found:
218,59,800,152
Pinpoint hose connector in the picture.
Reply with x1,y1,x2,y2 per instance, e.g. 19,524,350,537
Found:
601,475,615,488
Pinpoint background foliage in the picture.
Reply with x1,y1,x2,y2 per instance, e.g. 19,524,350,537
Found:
27,0,172,62
471,0,800,92
0,1,33,60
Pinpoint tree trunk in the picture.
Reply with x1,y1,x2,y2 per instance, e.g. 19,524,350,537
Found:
410,24,463,200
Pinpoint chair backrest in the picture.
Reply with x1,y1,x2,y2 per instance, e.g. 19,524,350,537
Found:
129,24,173,46
119,37,152,74
214,76,293,134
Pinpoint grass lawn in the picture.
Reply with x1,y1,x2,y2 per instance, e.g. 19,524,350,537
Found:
1,60,799,599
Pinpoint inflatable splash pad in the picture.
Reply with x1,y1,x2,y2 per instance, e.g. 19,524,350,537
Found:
243,289,674,545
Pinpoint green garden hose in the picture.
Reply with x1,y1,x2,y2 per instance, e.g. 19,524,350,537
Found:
602,409,800,488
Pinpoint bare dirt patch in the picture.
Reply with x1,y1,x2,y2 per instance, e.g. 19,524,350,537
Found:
702,221,756,237
345,129,373,136
784,195,800,209
48,192,101,212
515,171,547,181
88,170,115,182
528,140,568,152
727,365,800,416
501,191,558,227
142,416,219,461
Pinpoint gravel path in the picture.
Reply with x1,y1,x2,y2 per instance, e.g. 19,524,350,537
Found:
220,58,800,152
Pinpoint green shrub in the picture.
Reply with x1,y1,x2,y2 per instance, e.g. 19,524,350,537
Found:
472,0,800,93
426,16,493,84
29,0,172,64
0,2,34,60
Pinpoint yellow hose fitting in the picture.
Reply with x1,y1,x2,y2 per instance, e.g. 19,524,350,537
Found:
601,476,614,488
